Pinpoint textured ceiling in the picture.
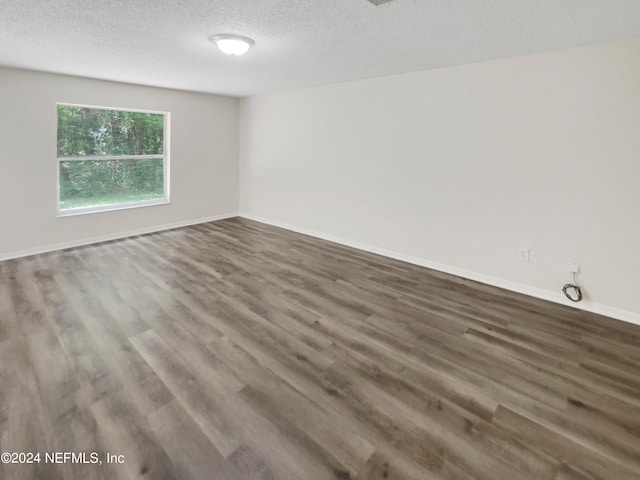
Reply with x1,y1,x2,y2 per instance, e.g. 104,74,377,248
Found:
1,0,640,97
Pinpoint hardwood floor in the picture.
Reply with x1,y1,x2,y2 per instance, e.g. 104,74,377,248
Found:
1,217,640,479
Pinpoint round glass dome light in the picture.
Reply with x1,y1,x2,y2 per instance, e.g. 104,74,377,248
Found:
209,34,254,56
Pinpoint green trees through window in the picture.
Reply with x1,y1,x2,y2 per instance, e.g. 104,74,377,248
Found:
57,104,168,213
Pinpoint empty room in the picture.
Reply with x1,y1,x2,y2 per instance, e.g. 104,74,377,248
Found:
1,1,640,479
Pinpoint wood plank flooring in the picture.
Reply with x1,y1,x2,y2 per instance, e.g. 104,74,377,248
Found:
1,217,640,479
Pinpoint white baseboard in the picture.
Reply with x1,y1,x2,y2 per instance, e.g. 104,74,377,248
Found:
239,212,640,327
4,210,638,327
0,212,239,261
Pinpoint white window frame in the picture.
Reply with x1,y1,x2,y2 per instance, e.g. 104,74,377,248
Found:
56,103,171,217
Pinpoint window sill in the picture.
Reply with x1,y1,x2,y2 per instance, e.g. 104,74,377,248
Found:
57,199,170,217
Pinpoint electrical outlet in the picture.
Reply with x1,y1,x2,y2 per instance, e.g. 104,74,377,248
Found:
518,248,530,262
569,263,580,273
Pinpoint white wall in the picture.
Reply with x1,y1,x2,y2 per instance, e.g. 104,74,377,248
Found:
0,67,238,258
239,39,640,320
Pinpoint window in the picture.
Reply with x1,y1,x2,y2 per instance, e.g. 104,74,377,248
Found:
57,104,169,215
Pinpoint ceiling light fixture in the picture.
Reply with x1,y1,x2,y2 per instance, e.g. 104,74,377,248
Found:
209,34,254,56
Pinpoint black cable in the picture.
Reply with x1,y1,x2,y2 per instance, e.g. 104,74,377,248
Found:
562,283,583,302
